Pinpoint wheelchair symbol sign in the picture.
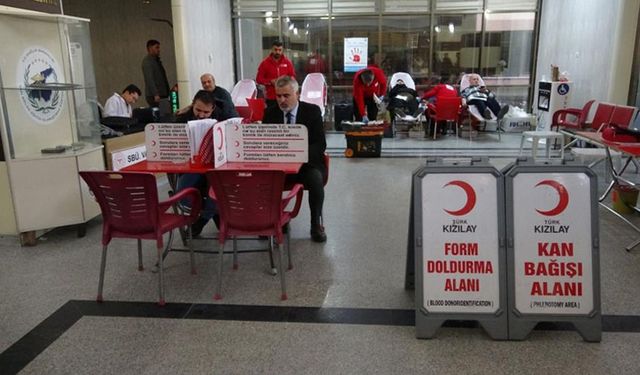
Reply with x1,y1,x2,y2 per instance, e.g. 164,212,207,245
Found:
557,83,570,95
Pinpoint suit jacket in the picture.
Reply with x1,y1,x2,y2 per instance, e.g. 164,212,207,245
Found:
263,101,326,172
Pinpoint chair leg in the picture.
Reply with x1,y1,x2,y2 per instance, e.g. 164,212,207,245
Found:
232,237,239,270
187,227,196,275
268,237,277,275
275,242,287,300
433,122,438,140
156,244,166,306
286,227,293,270
214,241,225,300
137,239,144,271
97,244,108,302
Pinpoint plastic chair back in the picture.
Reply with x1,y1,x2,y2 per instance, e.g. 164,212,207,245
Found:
80,171,159,244
589,102,616,131
247,97,266,122
389,72,416,90
236,106,252,120
231,79,257,106
300,73,327,117
609,105,637,129
208,170,286,235
431,96,461,122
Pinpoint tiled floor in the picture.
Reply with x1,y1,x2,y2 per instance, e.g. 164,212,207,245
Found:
1,133,640,374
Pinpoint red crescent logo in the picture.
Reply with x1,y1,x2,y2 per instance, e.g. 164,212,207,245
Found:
234,141,240,147
152,152,157,157
236,152,241,158
148,124,155,131
216,127,224,150
151,140,156,146
443,180,476,216
234,125,239,131
535,180,569,216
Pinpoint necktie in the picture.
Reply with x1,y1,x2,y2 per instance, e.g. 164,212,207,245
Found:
286,112,293,124
198,127,214,165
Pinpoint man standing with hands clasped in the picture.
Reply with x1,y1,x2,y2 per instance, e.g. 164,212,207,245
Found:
263,76,327,242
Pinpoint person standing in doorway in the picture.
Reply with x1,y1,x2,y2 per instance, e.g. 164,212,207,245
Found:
256,41,296,108
141,39,170,107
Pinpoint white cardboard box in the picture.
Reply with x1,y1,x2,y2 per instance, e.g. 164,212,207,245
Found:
501,115,536,132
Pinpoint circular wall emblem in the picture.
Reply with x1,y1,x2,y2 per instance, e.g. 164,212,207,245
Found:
557,83,570,96
15,47,65,124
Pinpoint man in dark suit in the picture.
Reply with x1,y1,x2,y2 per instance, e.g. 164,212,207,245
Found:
263,76,327,242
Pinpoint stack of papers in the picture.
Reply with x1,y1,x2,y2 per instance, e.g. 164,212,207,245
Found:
186,119,217,162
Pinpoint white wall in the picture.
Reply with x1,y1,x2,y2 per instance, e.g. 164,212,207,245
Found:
536,0,639,107
171,0,235,108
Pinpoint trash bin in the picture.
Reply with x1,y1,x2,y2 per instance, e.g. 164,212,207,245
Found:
612,184,639,214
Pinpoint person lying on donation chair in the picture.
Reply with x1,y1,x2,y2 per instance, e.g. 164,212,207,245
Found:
262,75,328,243
387,78,419,119
175,90,234,237
460,73,509,120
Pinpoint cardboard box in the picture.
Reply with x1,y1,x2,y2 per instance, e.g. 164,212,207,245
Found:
501,115,536,132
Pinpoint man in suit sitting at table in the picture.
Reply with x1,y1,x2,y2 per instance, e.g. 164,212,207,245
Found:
262,75,328,243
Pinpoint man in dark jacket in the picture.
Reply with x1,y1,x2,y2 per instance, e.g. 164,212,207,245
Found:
262,76,327,242
141,39,170,107
176,90,233,236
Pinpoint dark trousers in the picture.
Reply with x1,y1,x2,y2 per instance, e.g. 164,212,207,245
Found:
468,97,501,117
287,164,325,224
353,97,378,121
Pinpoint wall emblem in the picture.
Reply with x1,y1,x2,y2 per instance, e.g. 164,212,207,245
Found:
16,47,65,124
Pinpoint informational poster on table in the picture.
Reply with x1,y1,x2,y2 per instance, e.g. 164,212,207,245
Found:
223,123,308,163
421,173,501,314
344,37,368,73
144,123,190,162
512,173,593,315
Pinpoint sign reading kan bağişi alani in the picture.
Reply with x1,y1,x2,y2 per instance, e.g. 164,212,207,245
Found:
513,175,593,315
16,46,65,124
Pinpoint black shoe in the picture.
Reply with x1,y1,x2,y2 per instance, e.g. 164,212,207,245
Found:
497,105,510,120
483,108,493,120
310,223,327,243
191,218,208,238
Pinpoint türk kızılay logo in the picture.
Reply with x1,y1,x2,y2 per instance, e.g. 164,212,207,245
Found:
16,47,65,124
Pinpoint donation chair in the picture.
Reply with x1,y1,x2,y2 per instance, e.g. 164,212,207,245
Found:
231,79,258,118
459,73,497,122
300,73,328,117
206,170,304,301
388,72,421,135
79,171,202,306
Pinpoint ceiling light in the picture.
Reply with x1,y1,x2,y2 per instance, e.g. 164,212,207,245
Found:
434,25,441,33
448,23,454,33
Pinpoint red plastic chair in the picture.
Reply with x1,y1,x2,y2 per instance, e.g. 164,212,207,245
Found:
247,97,266,122
587,102,616,132
551,99,595,131
79,171,202,306
428,96,462,139
609,105,637,129
206,170,304,300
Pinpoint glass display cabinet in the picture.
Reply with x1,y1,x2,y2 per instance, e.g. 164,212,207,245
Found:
0,8,105,244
